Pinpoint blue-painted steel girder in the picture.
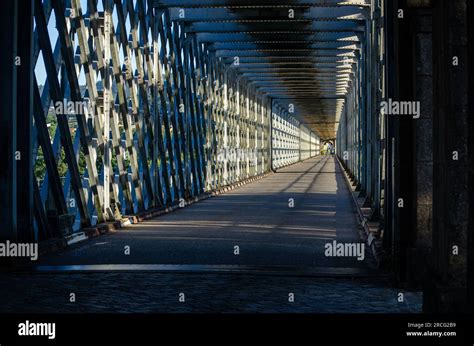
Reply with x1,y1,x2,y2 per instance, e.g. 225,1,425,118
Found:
209,42,360,50
259,88,349,92
263,92,348,96
215,50,356,57
257,88,347,93
240,76,351,81
257,86,349,91
267,93,347,98
195,32,363,42
234,71,354,79
262,91,348,95
230,64,355,71
275,97,345,100
260,89,348,93
231,73,351,81
279,110,344,115
297,113,343,117
247,76,352,80
249,82,350,88
151,0,370,8
221,56,356,63
268,86,347,89
240,76,352,82
264,90,348,93
262,86,348,90
256,82,350,85
215,47,357,55
250,83,349,88
234,66,354,71
185,20,365,33
168,7,368,21
231,61,355,66
261,80,349,84
244,76,352,80
255,70,354,74
242,71,353,76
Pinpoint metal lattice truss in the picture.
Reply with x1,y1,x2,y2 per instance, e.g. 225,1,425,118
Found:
336,0,384,214
152,0,369,141
32,0,370,240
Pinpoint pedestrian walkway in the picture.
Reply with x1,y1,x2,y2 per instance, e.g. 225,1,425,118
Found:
1,156,422,313
37,156,370,269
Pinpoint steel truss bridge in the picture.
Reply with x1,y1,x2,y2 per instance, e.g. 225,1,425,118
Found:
1,0,381,239
0,0,473,313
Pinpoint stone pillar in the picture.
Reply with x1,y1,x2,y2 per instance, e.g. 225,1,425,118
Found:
467,0,474,314
407,9,434,289
428,0,469,312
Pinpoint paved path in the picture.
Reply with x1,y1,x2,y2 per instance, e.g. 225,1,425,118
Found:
1,156,423,313
37,156,370,269
0,272,422,313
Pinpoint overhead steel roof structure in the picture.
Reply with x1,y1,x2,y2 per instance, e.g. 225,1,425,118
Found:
152,0,370,140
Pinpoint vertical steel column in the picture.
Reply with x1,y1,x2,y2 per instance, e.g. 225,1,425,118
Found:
157,12,180,201
168,15,188,197
103,0,112,218
16,0,35,242
192,35,208,193
0,0,19,242
38,0,94,227
153,13,173,206
183,34,200,196
382,0,401,269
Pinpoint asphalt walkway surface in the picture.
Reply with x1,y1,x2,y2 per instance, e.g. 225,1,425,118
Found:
37,156,368,268
0,156,423,313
